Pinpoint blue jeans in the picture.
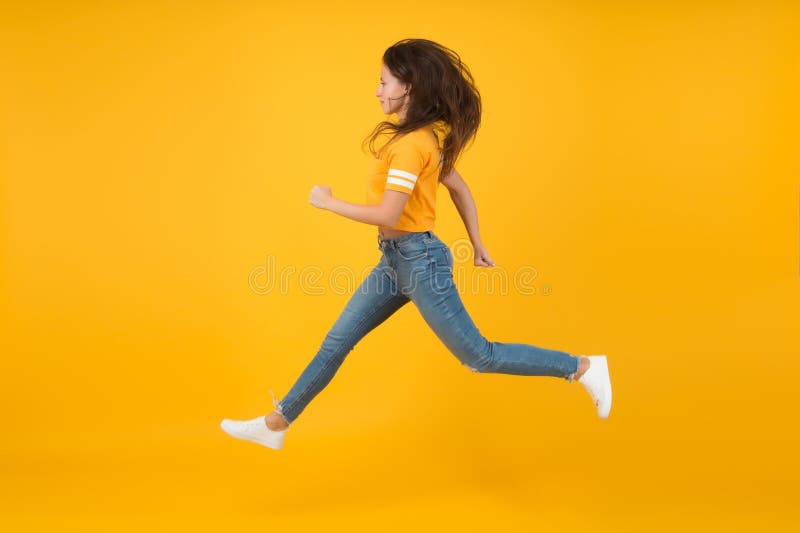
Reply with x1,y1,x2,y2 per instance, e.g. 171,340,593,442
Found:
274,230,580,425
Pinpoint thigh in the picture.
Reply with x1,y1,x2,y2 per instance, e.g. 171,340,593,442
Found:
328,253,410,339
404,242,491,365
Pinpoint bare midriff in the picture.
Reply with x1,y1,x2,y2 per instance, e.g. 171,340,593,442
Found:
377,226,415,239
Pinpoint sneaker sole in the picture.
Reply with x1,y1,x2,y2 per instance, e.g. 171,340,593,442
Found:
594,356,612,419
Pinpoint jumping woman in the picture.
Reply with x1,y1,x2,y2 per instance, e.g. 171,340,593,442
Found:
221,38,612,450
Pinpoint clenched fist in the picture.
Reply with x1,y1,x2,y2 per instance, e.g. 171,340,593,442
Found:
473,243,496,267
309,185,332,209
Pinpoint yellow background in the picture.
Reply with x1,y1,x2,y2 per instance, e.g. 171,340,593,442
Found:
2,1,799,530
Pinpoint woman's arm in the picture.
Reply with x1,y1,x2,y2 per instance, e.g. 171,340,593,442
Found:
309,185,409,227
440,168,496,267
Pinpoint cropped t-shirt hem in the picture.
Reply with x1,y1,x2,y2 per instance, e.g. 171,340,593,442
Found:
390,225,435,232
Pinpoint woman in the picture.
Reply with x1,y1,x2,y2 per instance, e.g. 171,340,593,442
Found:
221,39,612,450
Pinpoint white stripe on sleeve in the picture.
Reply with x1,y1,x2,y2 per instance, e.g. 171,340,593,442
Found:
386,177,415,191
387,168,418,182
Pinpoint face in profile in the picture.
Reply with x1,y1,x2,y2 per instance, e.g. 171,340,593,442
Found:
375,63,410,117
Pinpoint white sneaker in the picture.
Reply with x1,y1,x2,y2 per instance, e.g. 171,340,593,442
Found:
220,415,287,450
220,389,289,450
577,355,612,419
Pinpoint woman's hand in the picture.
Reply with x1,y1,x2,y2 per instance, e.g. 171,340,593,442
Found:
309,185,333,209
473,243,496,267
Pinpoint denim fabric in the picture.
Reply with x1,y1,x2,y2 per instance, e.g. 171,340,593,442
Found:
274,230,580,425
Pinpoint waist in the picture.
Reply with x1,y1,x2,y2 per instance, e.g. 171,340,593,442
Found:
378,227,414,239
377,229,437,249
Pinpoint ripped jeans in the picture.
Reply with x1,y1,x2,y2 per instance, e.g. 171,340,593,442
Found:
273,230,581,425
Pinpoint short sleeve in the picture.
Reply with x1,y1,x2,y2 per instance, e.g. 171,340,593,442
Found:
384,136,426,194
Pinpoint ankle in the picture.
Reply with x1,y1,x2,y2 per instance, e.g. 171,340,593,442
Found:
574,356,590,381
265,411,289,431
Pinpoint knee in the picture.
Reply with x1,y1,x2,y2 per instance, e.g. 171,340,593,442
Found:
462,357,493,373
323,316,359,346
315,328,355,361
456,340,493,373
323,328,347,344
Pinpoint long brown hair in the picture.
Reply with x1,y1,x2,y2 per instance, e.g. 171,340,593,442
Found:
362,38,482,181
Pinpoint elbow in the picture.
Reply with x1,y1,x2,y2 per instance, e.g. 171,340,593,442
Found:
381,206,404,228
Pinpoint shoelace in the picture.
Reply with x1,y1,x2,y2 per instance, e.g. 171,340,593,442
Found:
241,413,283,433
268,389,280,411
266,389,288,432
233,390,285,431
244,417,267,430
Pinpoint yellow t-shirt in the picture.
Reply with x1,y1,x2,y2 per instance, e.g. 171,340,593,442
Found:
366,119,450,232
